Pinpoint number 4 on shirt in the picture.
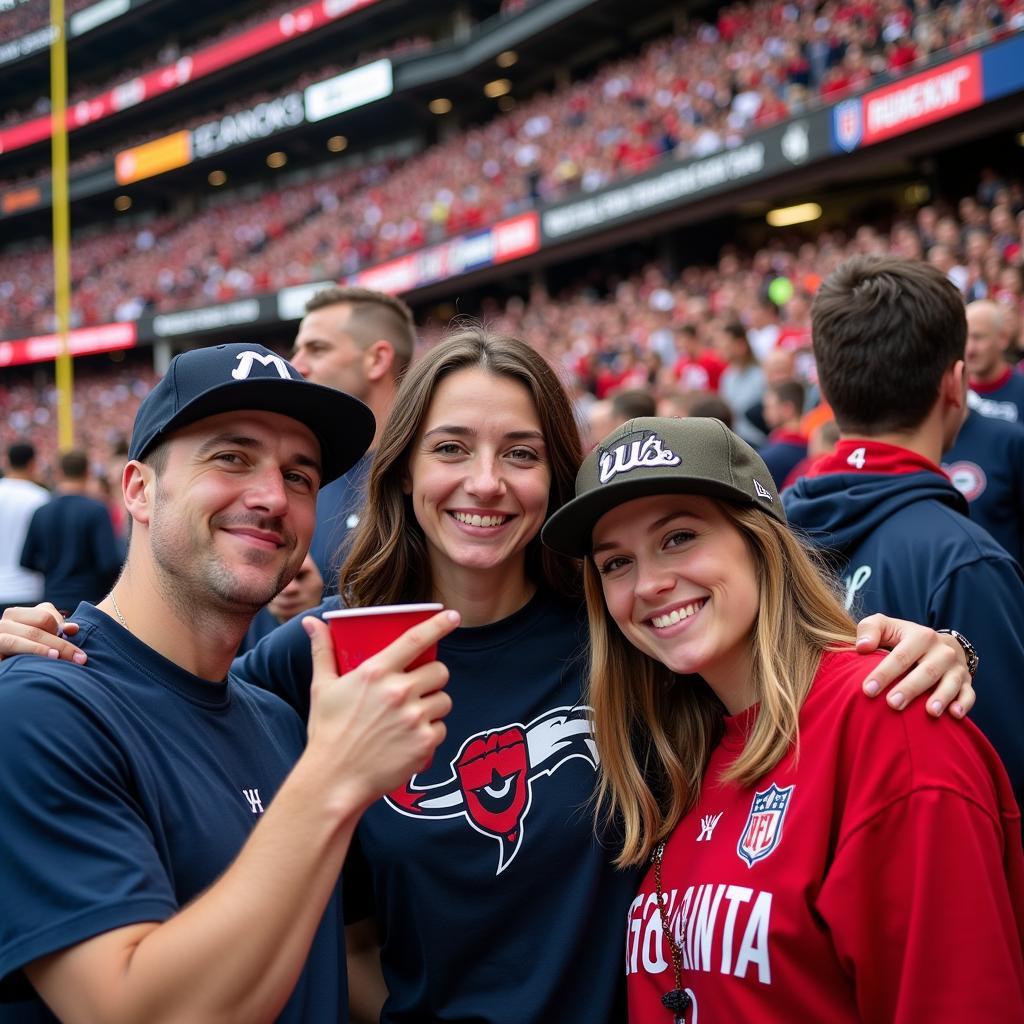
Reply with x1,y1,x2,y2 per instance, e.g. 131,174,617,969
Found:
847,447,867,470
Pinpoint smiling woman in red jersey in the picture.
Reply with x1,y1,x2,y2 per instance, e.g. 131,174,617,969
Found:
543,415,1024,1024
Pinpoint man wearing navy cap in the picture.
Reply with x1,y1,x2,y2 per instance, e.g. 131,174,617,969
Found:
0,344,454,1023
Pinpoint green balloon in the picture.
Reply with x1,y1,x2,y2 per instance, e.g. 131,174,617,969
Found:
768,276,794,306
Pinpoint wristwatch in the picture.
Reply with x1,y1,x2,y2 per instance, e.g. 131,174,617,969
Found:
937,629,980,679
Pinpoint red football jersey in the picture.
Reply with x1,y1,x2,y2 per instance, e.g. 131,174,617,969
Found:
626,650,1024,1022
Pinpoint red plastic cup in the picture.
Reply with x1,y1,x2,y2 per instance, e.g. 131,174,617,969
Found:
323,604,444,675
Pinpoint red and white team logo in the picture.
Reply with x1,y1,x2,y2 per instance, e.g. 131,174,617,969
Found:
737,783,794,867
385,706,597,874
943,460,986,502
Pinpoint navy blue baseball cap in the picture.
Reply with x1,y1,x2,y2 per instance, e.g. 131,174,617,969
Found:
128,343,374,484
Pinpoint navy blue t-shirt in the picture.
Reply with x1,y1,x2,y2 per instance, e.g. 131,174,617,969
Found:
758,433,807,490
20,493,121,610
235,589,639,1024
309,452,370,592
0,604,345,1023
968,372,1024,426
943,409,1024,565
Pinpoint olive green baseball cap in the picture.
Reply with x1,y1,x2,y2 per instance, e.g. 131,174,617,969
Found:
542,416,785,557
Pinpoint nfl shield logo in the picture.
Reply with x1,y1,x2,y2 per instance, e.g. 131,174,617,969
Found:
737,783,794,867
832,99,862,153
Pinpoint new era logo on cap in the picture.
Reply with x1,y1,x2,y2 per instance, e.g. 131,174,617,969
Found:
754,479,774,502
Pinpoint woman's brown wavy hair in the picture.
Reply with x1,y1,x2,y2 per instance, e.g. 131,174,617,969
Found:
337,325,583,606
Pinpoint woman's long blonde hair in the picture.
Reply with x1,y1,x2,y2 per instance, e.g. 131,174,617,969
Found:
586,501,857,867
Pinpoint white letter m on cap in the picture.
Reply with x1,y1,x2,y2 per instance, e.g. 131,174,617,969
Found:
232,351,291,381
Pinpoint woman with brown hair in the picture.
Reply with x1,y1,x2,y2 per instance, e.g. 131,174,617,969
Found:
542,415,1023,1023
0,330,977,1023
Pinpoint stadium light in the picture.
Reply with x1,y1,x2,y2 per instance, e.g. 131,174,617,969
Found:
266,151,288,168
428,98,452,114
208,170,227,186
497,50,518,68
484,78,512,99
327,135,348,152
114,195,132,212
904,183,930,205
1017,131,1024,146
766,202,821,227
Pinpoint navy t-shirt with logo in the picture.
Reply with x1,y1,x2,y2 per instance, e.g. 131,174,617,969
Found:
943,409,1024,564
0,604,345,1023
235,588,640,1024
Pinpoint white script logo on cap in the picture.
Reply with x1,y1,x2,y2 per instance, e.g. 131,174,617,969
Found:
599,433,681,485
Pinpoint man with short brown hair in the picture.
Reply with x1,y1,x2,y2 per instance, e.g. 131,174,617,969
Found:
291,287,416,585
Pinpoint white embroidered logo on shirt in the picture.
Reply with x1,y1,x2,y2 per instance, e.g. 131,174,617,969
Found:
242,788,265,814
598,432,681,484
232,351,292,381
843,564,872,611
697,812,724,841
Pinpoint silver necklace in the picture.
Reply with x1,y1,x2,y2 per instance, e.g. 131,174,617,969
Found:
108,590,128,629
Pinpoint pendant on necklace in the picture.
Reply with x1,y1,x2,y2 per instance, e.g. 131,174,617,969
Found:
662,988,691,1016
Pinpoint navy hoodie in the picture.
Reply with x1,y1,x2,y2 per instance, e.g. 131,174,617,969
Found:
784,440,1024,804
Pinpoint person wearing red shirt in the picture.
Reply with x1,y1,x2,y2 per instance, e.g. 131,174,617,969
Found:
672,324,727,392
543,416,1022,1024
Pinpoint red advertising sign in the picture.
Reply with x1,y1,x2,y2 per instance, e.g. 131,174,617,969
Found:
0,0,380,155
0,322,136,367
347,212,541,294
862,54,982,146
493,212,540,263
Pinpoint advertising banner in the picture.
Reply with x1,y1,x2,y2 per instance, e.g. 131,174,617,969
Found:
115,131,192,184
832,50,987,152
345,211,541,294
0,0,381,154
540,112,829,245
304,59,393,122
0,322,136,368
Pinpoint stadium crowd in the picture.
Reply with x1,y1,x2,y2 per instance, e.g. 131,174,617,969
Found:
0,0,92,46
3,2,1023,339
3,173,1022,508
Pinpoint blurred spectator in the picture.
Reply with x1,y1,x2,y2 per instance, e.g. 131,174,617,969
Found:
0,442,48,613
758,379,808,488
783,418,841,489
19,448,121,611
965,299,1024,424
746,296,781,361
717,321,766,445
672,322,726,392
943,409,1024,564
240,552,325,653
685,393,734,427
